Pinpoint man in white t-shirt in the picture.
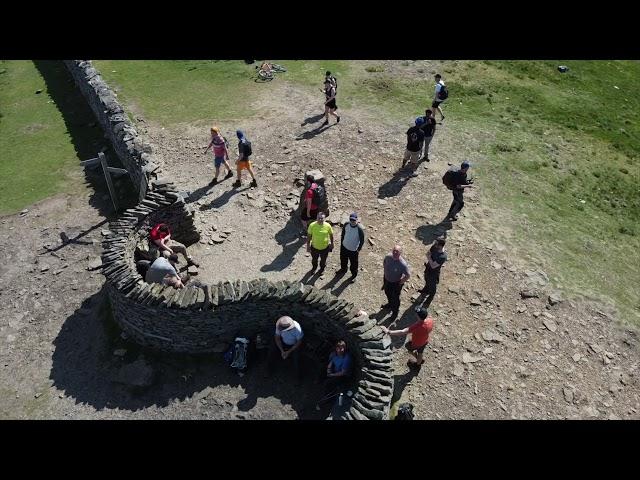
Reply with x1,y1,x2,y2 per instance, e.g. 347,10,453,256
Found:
432,74,447,121
336,212,365,282
267,316,304,378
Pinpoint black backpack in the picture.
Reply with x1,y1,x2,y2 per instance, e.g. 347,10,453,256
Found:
442,168,457,190
240,139,252,158
395,403,415,420
437,83,449,100
328,75,337,91
311,183,327,207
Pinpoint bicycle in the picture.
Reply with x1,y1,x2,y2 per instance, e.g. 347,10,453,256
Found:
256,62,287,82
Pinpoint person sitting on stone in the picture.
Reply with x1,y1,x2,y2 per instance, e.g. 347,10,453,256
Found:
267,316,304,379
324,340,352,392
145,253,188,287
149,222,199,267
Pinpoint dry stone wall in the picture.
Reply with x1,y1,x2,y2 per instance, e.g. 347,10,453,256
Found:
67,60,393,420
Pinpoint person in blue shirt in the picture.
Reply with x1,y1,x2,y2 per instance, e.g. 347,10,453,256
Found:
324,340,352,394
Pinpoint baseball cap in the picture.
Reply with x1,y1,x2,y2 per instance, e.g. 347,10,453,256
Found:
461,160,471,168
236,129,244,139
349,212,358,220
415,306,429,319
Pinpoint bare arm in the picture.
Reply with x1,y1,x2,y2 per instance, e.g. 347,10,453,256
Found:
381,326,410,336
275,335,284,354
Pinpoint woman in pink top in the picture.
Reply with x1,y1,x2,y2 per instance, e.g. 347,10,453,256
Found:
203,126,234,184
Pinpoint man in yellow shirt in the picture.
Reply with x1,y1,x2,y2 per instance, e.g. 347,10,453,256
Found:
307,212,334,273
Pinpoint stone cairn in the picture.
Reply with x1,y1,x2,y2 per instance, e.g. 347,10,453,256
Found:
66,60,394,420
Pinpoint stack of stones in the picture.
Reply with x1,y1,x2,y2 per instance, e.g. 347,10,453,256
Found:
69,60,394,420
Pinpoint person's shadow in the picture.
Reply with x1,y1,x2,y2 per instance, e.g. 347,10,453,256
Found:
321,270,355,297
295,123,333,141
300,113,326,127
301,268,323,286
199,186,244,211
261,215,305,273
377,165,420,199
415,221,452,246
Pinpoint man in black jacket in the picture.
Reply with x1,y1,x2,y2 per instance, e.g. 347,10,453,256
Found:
445,161,474,221
420,109,437,162
336,212,365,282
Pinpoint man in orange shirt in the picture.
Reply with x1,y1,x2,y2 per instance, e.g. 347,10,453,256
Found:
381,307,433,369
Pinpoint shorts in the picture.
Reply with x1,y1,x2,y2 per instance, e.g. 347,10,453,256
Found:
432,100,443,108
214,156,226,168
300,208,319,222
403,149,421,165
237,160,252,170
405,341,427,354
326,99,337,110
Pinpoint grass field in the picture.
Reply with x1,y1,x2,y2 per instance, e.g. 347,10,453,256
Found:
5,60,639,324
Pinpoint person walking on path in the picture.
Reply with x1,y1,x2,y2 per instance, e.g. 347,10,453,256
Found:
203,126,234,184
232,130,258,188
321,79,340,126
443,160,473,221
420,109,437,162
336,212,365,282
419,238,447,308
432,74,447,121
307,211,334,274
403,117,426,170
381,245,411,322
381,307,433,369
325,71,338,91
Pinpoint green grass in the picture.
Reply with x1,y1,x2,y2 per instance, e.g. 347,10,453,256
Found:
0,61,102,215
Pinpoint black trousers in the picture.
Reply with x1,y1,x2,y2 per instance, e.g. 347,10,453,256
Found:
340,245,359,276
447,188,465,218
383,279,402,317
267,340,302,376
310,245,330,270
422,270,440,308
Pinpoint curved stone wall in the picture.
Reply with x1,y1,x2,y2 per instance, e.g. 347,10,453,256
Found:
68,60,393,420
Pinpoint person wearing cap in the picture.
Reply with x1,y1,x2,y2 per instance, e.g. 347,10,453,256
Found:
381,307,433,369
232,130,258,188
403,117,426,169
381,245,411,322
307,211,334,274
267,316,304,377
419,238,447,308
445,161,473,222
337,212,365,282
203,126,234,184
420,109,437,162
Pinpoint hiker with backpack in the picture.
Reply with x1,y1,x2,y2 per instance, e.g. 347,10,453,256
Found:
381,306,433,369
403,117,426,170
419,238,447,308
420,109,437,162
432,74,448,121
232,130,258,188
336,212,365,282
203,126,234,184
442,160,473,222
300,174,327,231
307,211,334,274
321,79,340,126
267,316,304,379
325,71,337,91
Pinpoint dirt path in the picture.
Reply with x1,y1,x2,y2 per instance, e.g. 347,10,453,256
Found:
1,67,638,419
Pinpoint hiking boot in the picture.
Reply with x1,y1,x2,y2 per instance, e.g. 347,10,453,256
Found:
380,303,391,310
187,258,200,268
232,180,241,188
336,116,341,123
250,179,258,187
348,275,357,283
210,178,218,185
225,171,234,179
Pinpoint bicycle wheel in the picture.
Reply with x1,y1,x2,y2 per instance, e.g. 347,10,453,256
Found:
271,64,287,72
258,70,274,81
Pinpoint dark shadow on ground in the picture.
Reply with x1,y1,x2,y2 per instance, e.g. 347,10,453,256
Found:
415,221,452,246
377,165,420,199
301,268,323,286
295,123,333,141
43,218,110,254
49,285,330,418
261,215,305,273
300,113,325,127
321,270,356,297
199,186,245,211
33,61,138,218
391,367,421,406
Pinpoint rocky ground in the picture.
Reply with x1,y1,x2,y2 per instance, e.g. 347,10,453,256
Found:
1,69,638,420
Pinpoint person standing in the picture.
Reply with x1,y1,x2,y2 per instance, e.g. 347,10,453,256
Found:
420,109,437,162
300,174,323,231
203,126,234,184
432,74,447,121
232,130,258,188
419,238,447,308
381,307,433,369
307,211,334,274
381,245,411,322
321,79,340,126
403,117,426,169
337,212,365,282
443,160,473,221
